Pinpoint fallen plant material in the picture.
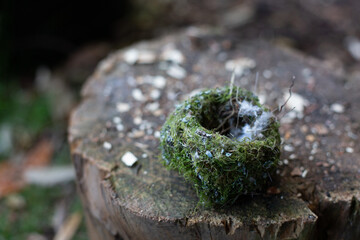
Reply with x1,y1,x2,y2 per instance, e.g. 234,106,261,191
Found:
24,139,54,167
291,167,302,177
267,186,281,195
0,162,25,197
0,139,54,198
24,166,75,186
53,212,82,240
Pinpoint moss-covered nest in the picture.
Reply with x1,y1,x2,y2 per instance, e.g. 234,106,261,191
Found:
160,87,281,207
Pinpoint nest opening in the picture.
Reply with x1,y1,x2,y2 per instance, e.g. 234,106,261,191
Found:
198,97,272,141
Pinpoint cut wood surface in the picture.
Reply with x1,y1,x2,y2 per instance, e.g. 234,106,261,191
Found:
69,27,360,240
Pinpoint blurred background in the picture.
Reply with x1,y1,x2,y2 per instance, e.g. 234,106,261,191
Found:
0,0,359,239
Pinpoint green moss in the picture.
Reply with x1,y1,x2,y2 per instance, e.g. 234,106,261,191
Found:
160,87,281,207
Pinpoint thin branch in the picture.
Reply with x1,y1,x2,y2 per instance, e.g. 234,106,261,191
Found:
274,76,295,115
254,71,259,95
235,87,240,129
229,68,236,97
215,103,236,131
278,107,295,120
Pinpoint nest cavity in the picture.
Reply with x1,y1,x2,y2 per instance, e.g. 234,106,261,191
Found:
160,87,281,207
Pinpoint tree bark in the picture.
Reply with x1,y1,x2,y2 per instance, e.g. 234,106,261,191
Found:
69,28,360,240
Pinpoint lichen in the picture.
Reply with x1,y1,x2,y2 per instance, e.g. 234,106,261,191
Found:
160,87,281,207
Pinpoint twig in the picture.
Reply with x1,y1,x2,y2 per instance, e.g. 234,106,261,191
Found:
274,76,295,115
235,87,240,129
278,107,295,120
254,71,259,95
229,68,236,97
54,212,82,240
215,105,236,131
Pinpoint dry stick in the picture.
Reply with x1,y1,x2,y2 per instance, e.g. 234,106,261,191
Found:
220,126,233,135
54,212,82,240
229,69,236,97
215,98,238,132
215,106,236,131
254,71,259,95
248,76,295,137
229,66,240,113
221,70,259,135
220,109,243,135
235,87,241,130
278,107,296,121
274,76,295,115
225,67,241,133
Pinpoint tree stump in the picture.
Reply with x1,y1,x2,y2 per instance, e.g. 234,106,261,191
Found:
69,28,360,240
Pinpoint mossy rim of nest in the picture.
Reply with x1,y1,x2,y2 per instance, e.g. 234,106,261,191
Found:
160,87,281,207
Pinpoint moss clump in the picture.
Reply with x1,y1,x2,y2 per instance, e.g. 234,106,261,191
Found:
160,87,281,207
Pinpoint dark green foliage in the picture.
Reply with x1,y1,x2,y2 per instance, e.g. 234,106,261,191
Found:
0,83,52,160
160,87,281,207
0,185,87,240
0,84,52,135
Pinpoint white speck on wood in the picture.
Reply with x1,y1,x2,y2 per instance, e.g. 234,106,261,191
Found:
166,64,187,79
284,144,294,152
145,102,160,112
123,49,157,64
123,49,139,65
330,103,344,113
154,131,161,138
121,152,138,167
116,124,124,131
150,89,161,100
134,117,142,125
103,141,112,150
153,76,167,89
137,50,157,64
132,89,146,101
346,147,354,153
113,117,122,124
160,48,185,64
116,102,131,112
